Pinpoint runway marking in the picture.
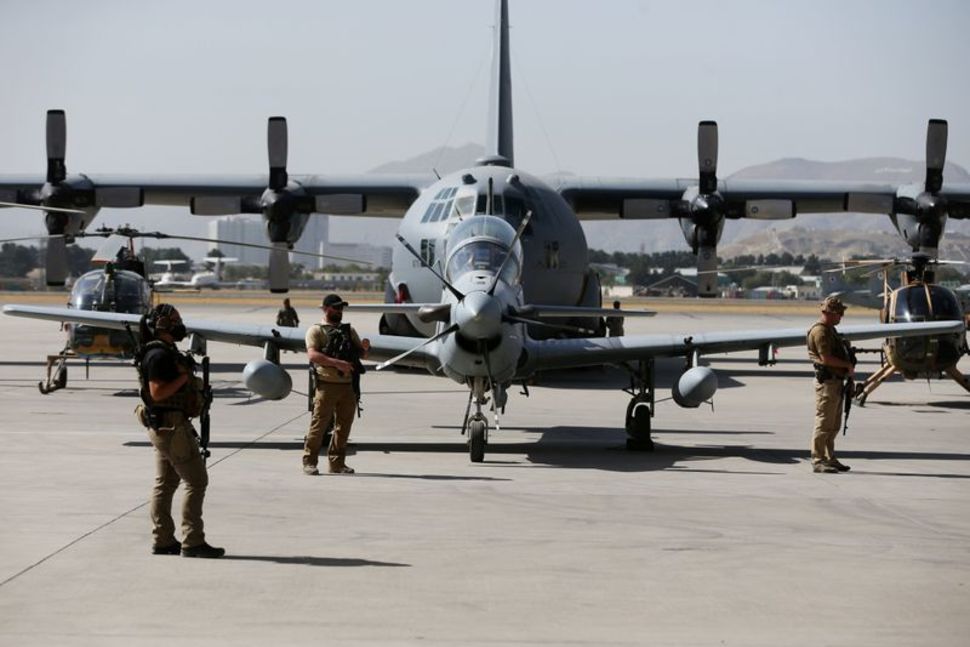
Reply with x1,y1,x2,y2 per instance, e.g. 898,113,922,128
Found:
0,410,308,589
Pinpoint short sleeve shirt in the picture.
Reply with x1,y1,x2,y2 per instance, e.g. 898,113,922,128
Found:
306,324,362,384
142,345,180,384
807,322,849,376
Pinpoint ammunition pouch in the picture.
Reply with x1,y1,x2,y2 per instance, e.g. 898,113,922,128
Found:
813,363,836,383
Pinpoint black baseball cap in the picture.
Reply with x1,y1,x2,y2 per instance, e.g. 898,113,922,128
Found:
321,294,348,309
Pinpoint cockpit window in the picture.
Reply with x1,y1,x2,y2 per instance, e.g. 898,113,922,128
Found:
894,285,962,322
71,270,149,314
444,215,522,284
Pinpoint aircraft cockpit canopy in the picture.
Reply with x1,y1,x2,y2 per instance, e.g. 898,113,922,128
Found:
445,215,523,284
892,284,963,323
70,269,152,314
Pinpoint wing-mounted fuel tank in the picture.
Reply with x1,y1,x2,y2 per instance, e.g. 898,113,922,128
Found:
242,342,292,400
671,366,718,408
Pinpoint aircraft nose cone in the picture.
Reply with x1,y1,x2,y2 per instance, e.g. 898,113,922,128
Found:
455,291,503,340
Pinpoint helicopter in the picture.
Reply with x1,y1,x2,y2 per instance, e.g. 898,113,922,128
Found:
829,253,970,405
36,233,154,393
1,224,368,393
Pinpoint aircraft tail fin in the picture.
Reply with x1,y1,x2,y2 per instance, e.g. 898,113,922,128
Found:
485,0,513,167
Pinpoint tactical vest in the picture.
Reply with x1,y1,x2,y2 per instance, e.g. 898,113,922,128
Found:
137,340,205,417
807,322,850,380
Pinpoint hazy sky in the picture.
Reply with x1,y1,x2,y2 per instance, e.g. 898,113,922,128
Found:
2,0,969,248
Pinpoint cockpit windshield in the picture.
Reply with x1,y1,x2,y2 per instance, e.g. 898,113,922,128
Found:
70,270,151,314
893,284,963,322
445,215,522,284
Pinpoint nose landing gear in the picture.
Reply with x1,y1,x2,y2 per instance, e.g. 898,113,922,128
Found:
462,376,492,463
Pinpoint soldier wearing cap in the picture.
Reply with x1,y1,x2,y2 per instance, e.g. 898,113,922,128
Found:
806,296,854,473
303,293,370,475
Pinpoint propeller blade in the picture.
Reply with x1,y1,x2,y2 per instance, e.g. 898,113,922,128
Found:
925,119,947,194
395,233,464,300
698,120,718,194
268,116,288,191
46,109,67,184
375,323,459,371
487,210,532,295
417,303,452,323
268,242,290,293
696,246,718,297
45,235,68,286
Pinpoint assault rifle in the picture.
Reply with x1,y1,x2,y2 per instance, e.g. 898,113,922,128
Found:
199,355,212,460
842,343,859,436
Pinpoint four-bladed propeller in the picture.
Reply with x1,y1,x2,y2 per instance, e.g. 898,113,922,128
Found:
892,119,950,254
678,121,725,298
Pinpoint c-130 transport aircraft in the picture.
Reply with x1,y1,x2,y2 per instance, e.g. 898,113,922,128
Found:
3,0,965,461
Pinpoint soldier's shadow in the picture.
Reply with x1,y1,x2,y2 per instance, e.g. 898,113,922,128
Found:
221,555,409,568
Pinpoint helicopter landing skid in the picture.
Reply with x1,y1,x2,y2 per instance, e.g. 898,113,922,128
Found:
38,349,86,394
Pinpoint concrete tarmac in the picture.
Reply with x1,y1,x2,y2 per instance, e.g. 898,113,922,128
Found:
0,296,968,646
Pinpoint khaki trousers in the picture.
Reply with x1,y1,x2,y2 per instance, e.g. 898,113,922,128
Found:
140,408,208,548
812,379,844,465
304,381,357,471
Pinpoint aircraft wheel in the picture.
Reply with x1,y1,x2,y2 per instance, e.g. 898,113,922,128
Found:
469,418,487,463
625,398,654,452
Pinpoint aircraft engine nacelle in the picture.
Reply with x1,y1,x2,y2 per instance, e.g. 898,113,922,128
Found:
242,359,292,400
672,366,718,408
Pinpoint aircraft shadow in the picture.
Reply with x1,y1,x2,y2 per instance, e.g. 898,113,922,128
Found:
123,428,970,476
531,364,746,391
222,555,409,568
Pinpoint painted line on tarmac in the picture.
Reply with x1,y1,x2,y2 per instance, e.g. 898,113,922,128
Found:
0,410,308,589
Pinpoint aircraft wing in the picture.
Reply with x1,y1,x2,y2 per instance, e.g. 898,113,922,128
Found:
524,321,966,371
552,176,905,220
0,173,434,218
941,182,970,218
1,304,436,367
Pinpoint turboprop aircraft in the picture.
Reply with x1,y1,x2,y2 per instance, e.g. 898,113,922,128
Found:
2,0,967,461
2,1,969,295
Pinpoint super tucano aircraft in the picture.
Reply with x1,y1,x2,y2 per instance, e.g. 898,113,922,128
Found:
3,0,966,461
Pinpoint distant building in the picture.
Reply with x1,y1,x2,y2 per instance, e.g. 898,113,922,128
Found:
208,214,330,266
641,274,698,297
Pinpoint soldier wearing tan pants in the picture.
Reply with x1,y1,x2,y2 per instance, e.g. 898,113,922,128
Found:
806,296,854,474
135,303,224,558
304,294,370,475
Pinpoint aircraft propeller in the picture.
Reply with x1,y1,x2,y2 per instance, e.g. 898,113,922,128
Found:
678,121,724,297
891,119,950,254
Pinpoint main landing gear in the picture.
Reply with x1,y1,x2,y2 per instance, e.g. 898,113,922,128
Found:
623,359,655,451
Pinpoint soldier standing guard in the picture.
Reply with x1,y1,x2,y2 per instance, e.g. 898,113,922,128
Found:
806,296,854,474
276,298,299,327
605,300,625,337
303,294,370,475
134,303,225,558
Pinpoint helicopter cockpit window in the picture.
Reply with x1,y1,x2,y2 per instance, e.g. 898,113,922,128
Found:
893,285,961,322
444,215,522,284
929,286,963,320
70,270,149,314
